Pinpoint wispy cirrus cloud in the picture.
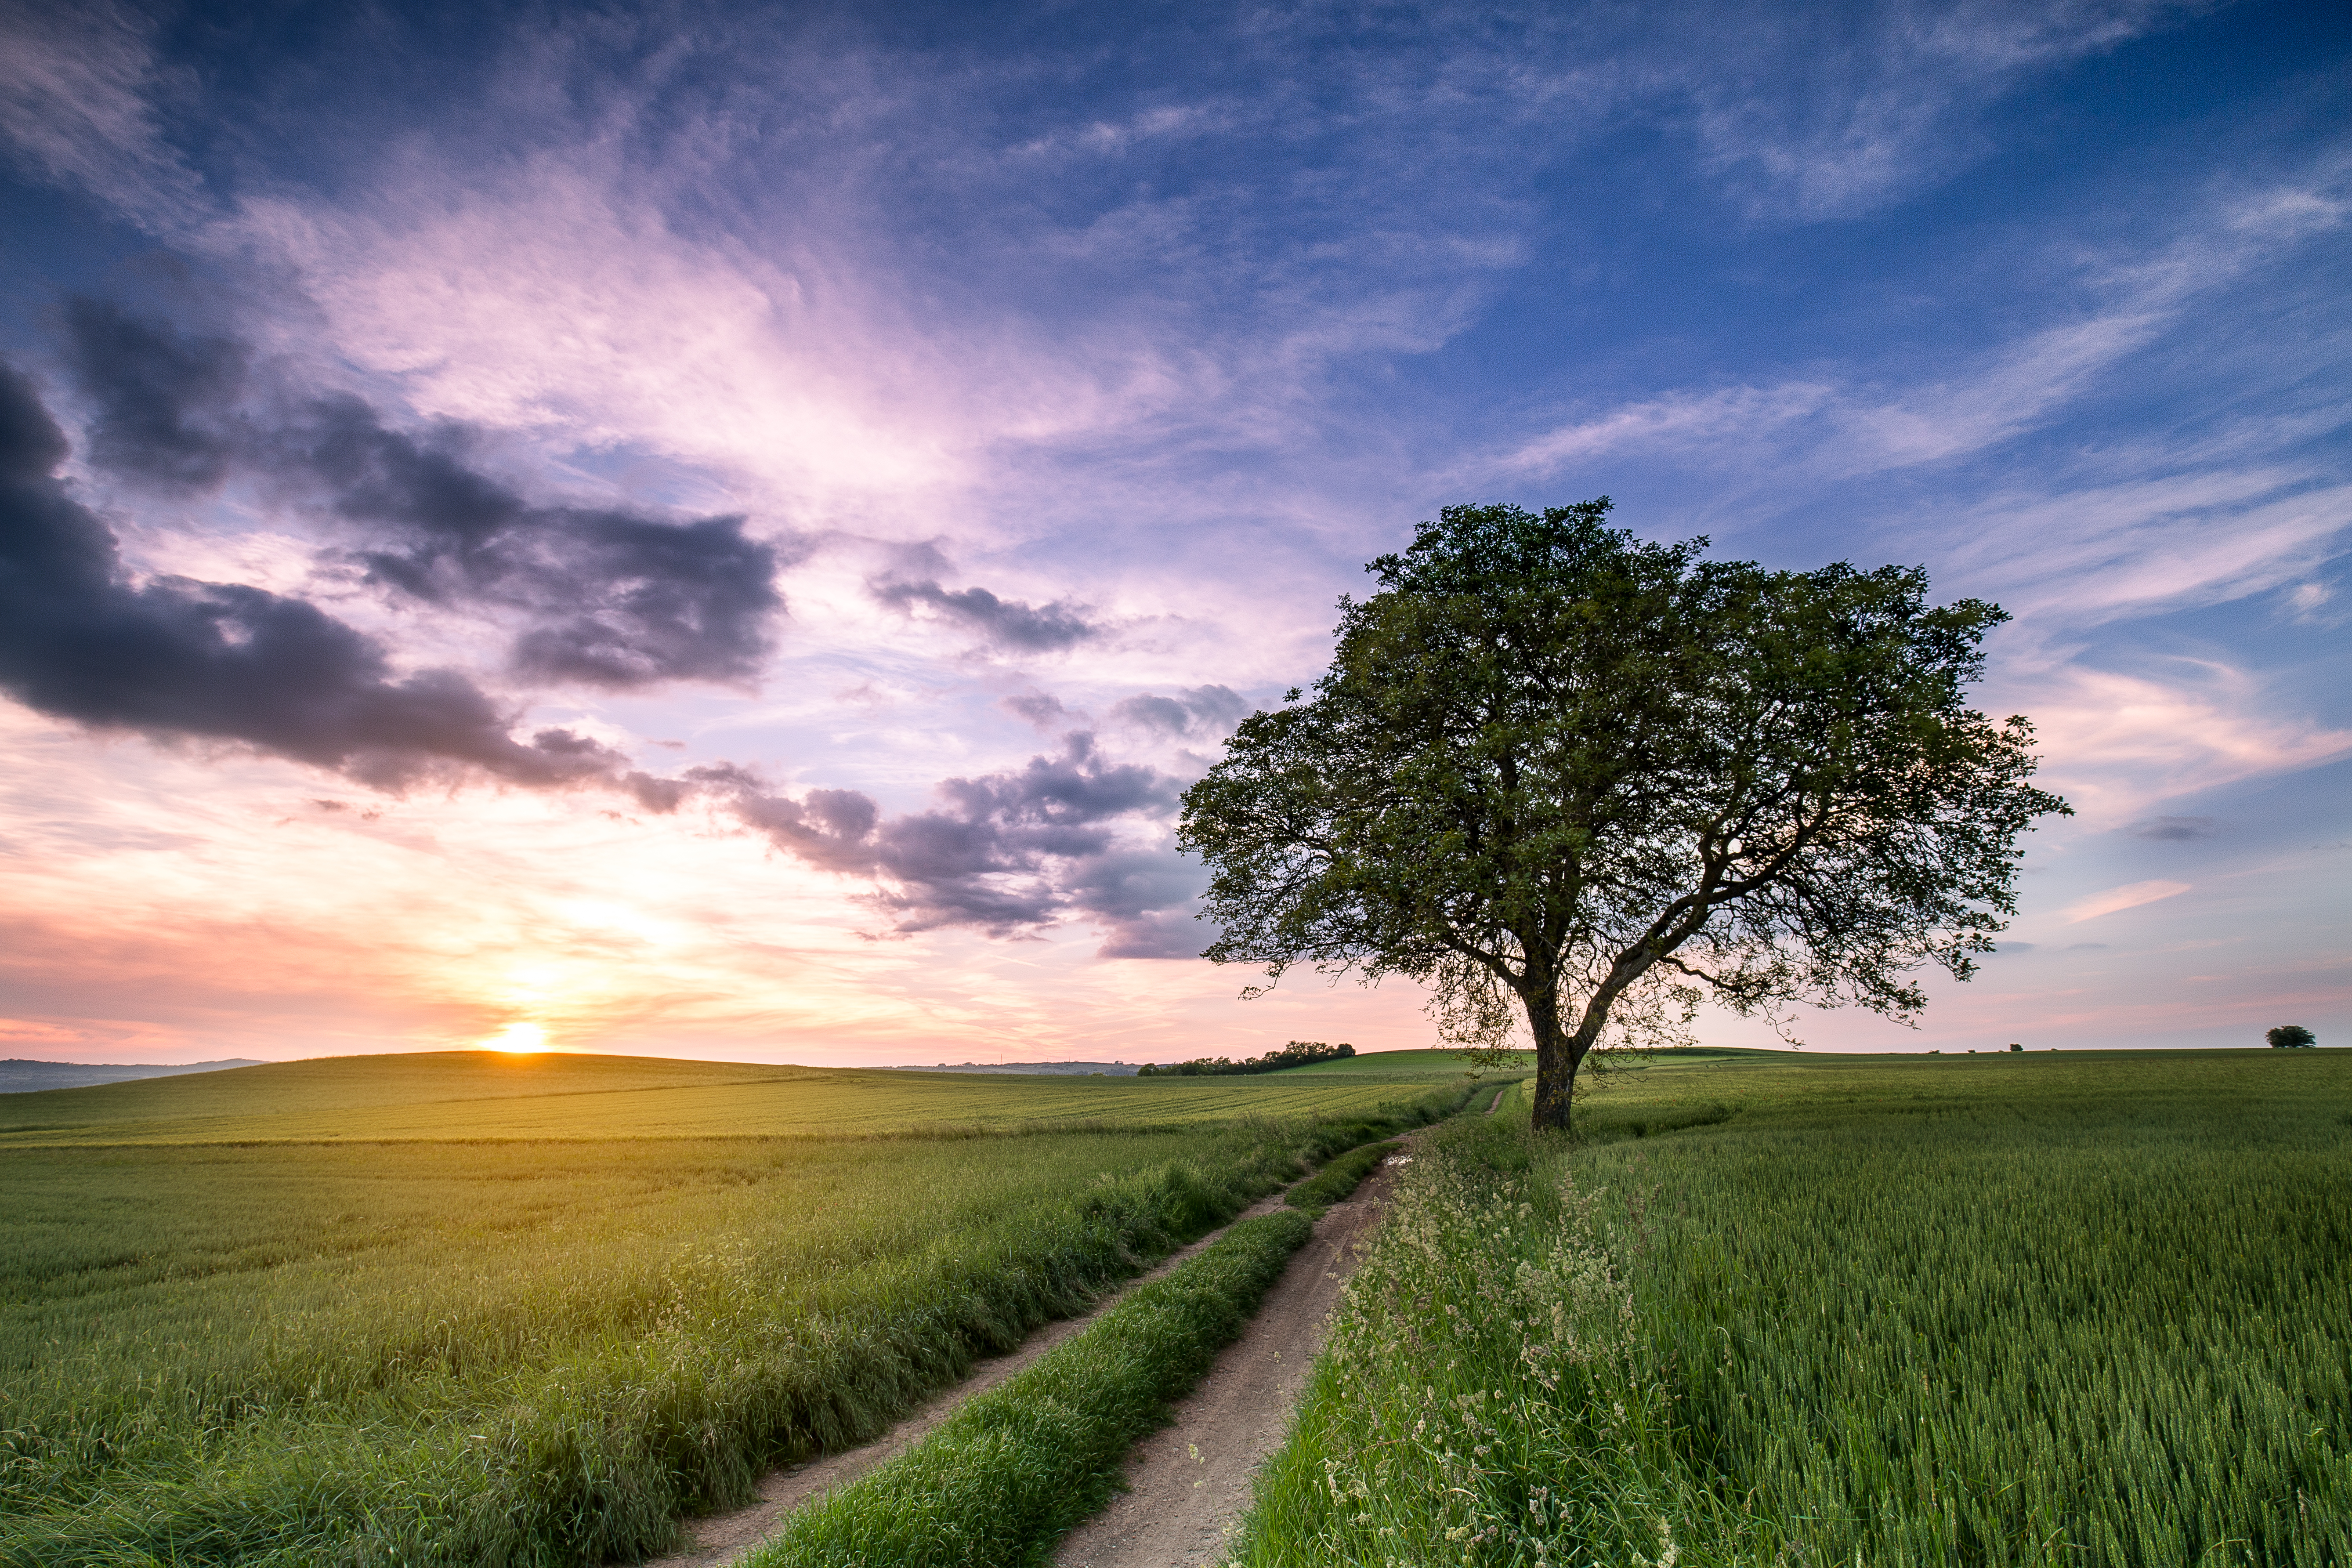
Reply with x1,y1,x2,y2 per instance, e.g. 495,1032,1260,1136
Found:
1503,157,2352,485
2061,878,2190,923
1943,476,2352,628
0,0,208,228
1683,0,2209,219
2016,662,2352,820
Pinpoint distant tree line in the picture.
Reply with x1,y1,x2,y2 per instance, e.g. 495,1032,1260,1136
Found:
2267,1025,2317,1049
1137,1041,1356,1077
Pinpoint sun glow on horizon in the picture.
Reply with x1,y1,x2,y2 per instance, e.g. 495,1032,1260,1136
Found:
487,1022,546,1054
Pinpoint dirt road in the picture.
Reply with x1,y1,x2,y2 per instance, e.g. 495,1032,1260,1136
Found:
642,1088,1500,1568
637,1185,1304,1568
1053,1083,1501,1568
1049,1152,1408,1568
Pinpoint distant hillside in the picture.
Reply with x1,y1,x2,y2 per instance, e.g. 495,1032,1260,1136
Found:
886,1061,1143,1076
0,1059,265,1094
0,1048,1472,1147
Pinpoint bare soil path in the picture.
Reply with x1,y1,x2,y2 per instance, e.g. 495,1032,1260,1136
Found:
1053,1085,1503,1568
637,1186,1301,1568
640,1086,1506,1568
1047,1152,1406,1568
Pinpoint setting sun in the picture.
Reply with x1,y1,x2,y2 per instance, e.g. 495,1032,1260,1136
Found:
486,1023,546,1054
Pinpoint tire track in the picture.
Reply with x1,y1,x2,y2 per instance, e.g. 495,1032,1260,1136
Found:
1047,1150,1411,1568
639,1086,1510,1568
636,1162,1353,1566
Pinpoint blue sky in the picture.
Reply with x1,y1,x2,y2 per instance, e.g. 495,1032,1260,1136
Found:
0,0,2343,1064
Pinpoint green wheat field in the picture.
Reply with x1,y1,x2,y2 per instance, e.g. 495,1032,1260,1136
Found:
0,1050,1477,1566
1236,1047,2352,1568
6,1046,2345,1566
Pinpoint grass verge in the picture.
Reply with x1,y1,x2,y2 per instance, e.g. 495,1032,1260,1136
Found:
742,1208,1316,1568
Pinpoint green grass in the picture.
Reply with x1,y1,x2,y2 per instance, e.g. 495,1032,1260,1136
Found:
1286,1140,1403,1217
744,1209,1315,1568
0,1049,1476,1147
1281,1047,1534,1077
1232,1049,2352,1568
1,1050,1477,1567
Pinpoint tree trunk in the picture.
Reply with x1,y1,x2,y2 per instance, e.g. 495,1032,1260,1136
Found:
1530,987,1617,1134
1527,985,1576,1132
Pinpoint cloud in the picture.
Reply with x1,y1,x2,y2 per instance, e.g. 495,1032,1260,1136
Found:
1681,1,2200,220
1061,847,1212,959
2021,662,2352,819
2286,581,2338,623
1505,158,2351,491
1498,383,1835,474
0,2,208,228
0,358,656,794
61,303,792,689
2061,879,2191,923
697,731,1188,944
1111,684,1249,738
2128,815,2218,840
1494,311,2177,478
1944,476,2352,630
58,297,247,488
1003,691,1070,728
871,576,1096,652
1497,310,2174,483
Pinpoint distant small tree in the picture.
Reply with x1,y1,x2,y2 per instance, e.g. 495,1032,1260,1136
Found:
2008,1042,2022,1052
1180,501,2071,1133
2267,1025,2318,1049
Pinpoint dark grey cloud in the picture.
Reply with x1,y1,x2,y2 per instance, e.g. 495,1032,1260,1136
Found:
872,577,1096,652
1063,847,1213,959
58,298,246,489
0,358,670,796
698,732,1196,946
1003,691,1069,728
1111,684,1249,738
61,302,790,690
2128,815,2219,841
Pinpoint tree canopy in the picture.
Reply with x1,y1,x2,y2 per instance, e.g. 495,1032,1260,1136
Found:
1177,501,2071,1131
2267,1025,2318,1049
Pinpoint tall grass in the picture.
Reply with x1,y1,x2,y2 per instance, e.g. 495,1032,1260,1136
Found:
1233,1052,2352,1568
747,1210,1315,1568
3,1060,1473,1567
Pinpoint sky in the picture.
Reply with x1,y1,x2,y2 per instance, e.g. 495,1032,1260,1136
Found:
0,0,2344,1067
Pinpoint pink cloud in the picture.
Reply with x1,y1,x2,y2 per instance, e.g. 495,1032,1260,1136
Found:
2014,663,2352,821
2061,879,2191,924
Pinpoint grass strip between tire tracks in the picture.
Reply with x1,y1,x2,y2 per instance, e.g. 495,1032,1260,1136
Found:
740,1207,1316,1568
4,1086,1475,1568
1284,1139,1401,1217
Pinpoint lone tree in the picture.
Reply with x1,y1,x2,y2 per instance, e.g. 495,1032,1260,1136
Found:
1178,501,2070,1132
2267,1025,2318,1049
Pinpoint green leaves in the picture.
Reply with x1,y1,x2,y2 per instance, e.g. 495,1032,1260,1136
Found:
1178,500,2070,1129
